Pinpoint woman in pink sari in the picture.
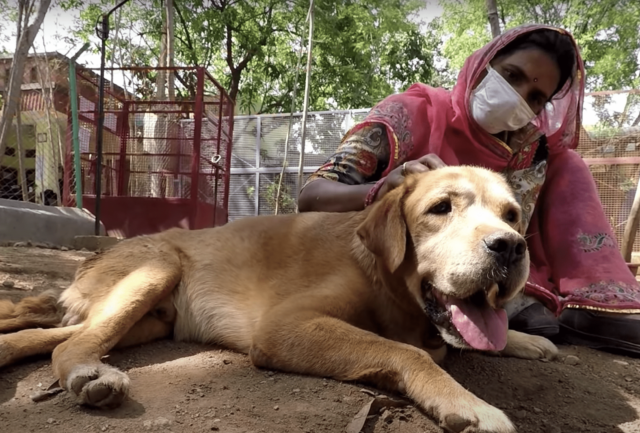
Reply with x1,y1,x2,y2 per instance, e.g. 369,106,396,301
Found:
298,24,640,356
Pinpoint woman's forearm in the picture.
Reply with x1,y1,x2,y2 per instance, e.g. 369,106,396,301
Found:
298,179,374,213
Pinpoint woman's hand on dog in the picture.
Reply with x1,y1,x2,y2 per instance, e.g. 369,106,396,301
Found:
377,154,447,201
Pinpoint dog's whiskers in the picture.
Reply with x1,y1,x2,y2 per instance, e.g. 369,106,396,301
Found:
482,266,508,295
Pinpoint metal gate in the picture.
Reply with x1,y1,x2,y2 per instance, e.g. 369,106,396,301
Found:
64,66,234,238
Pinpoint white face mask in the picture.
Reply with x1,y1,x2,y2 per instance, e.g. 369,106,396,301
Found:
470,66,537,134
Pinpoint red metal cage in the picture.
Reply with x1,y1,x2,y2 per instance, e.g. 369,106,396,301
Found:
64,66,234,238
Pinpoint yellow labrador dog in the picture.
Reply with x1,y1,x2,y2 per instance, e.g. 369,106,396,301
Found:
0,166,557,433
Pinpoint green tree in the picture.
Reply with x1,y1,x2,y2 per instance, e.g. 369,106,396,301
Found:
65,0,439,113
0,0,11,54
435,0,640,126
436,0,640,91
591,92,640,129
0,0,52,166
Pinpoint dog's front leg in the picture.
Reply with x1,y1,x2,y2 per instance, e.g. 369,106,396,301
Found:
496,330,558,360
251,311,515,433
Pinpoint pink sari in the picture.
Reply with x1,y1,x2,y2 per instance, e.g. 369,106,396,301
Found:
349,24,640,314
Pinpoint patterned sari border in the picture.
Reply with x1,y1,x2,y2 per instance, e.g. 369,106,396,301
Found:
564,304,640,314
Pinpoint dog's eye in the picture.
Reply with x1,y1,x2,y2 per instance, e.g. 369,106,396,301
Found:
505,209,519,223
429,201,452,215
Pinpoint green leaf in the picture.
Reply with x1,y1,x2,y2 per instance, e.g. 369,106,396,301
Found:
436,0,640,96
61,0,442,113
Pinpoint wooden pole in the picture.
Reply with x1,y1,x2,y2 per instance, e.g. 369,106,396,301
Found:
622,170,640,263
69,43,91,208
274,3,307,215
296,0,314,198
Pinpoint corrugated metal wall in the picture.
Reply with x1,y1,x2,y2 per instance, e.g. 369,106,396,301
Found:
228,109,369,221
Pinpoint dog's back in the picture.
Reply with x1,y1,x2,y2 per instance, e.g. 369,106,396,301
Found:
4,210,372,350
156,212,373,350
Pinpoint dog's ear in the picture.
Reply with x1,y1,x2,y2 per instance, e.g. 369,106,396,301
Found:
356,184,408,273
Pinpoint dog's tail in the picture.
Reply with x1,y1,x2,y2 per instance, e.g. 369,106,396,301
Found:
0,290,63,333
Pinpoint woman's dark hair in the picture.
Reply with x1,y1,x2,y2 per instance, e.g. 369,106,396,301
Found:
494,29,577,98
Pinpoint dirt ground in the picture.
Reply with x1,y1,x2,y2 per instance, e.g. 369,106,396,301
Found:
1,245,639,433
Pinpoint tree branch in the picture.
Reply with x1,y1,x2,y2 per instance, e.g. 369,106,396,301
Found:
203,40,213,69
522,0,541,22
173,0,199,65
259,92,291,114
579,2,614,38
225,23,235,71
173,70,196,98
235,4,275,73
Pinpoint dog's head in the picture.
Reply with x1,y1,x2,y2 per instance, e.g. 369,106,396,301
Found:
357,166,529,352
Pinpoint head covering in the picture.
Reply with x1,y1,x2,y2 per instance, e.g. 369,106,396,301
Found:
350,24,640,313
453,24,584,153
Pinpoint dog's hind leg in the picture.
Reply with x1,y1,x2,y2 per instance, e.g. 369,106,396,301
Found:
114,314,174,349
250,308,516,433
51,256,181,409
0,325,82,368
0,314,173,370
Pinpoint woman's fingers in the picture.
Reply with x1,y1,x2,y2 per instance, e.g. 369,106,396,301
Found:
375,154,448,202
416,154,447,170
404,161,430,174
404,154,447,175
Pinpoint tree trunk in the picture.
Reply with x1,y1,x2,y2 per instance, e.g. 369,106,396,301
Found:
110,6,122,95
166,0,175,101
229,71,241,103
486,0,501,38
149,6,169,198
40,37,64,170
15,103,29,202
14,0,29,202
156,4,168,102
34,49,62,202
622,166,640,263
0,0,52,165
622,98,640,258
616,92,634,128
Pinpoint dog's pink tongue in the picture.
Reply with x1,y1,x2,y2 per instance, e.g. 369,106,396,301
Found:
445,297,508,351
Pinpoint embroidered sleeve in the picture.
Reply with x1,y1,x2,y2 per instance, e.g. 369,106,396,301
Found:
302,123,390,188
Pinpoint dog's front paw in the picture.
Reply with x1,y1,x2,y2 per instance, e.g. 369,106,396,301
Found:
64,363,130,408
500,330,558,361
436,393,515,433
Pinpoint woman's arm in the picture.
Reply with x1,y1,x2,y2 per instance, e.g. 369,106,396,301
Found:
297,180,374,213
298,123,447,213
298,153,447,213
298,123,390,212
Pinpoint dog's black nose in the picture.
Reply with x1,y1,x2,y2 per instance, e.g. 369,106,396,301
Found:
484,232,526,267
